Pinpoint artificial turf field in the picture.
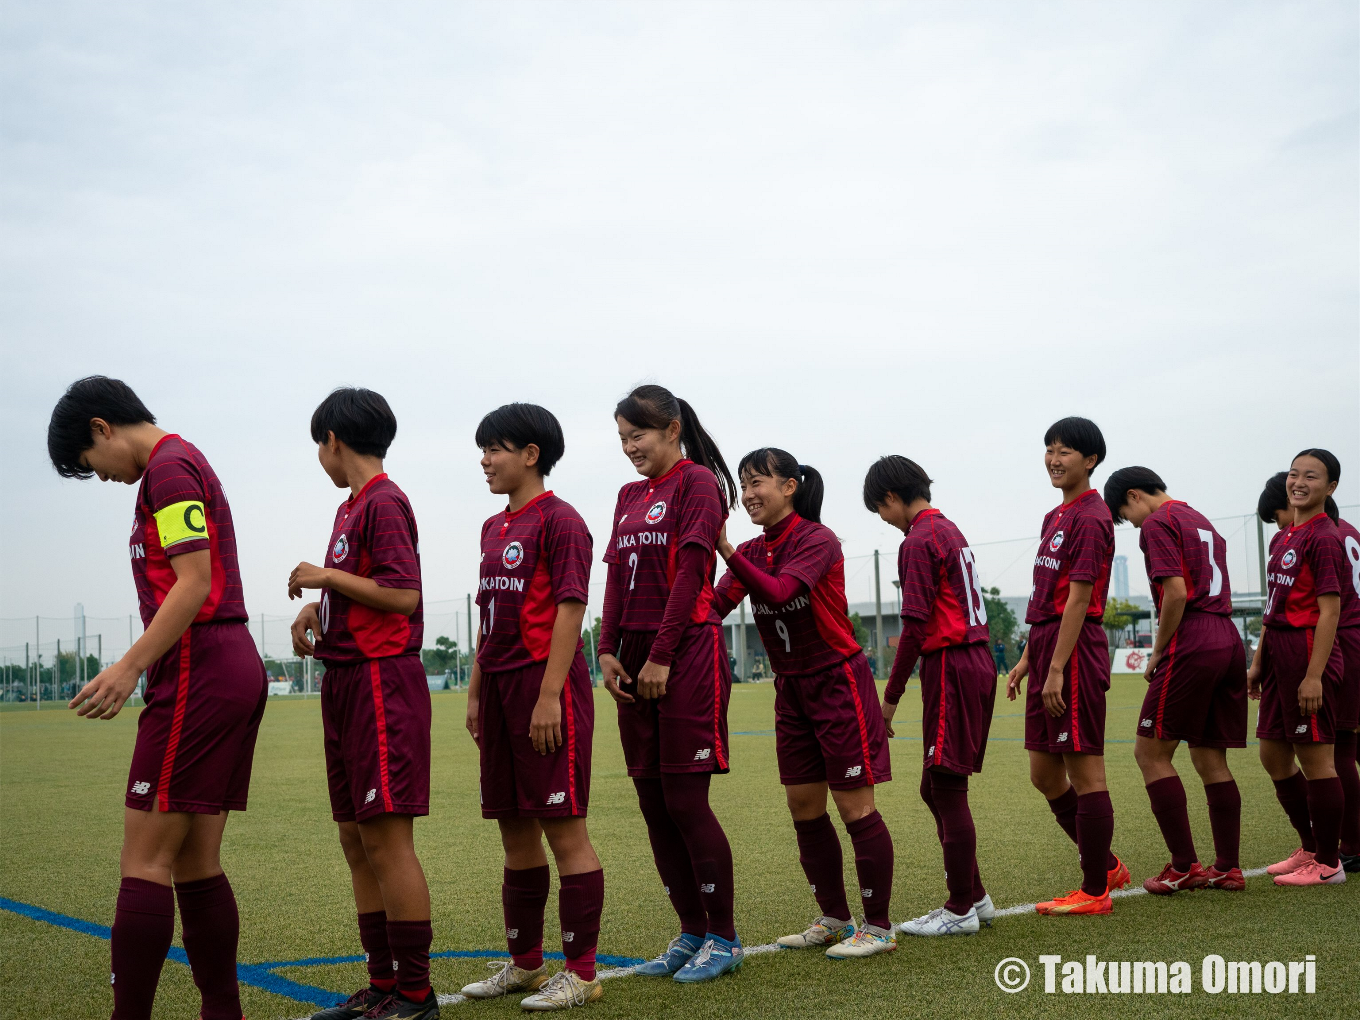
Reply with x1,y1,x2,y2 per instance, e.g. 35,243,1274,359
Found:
2,674,1356,1019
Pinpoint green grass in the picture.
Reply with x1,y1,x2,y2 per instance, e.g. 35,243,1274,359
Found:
2,675,1356,1018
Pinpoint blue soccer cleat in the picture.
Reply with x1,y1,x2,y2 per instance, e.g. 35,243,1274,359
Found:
633,933,704,977
672,934,743,983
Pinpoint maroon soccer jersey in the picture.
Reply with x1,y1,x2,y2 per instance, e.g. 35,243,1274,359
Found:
603,459,726,630
1138,500,1233,616
476,491,593,672
1335,517,1360,629
897,509,991,653
713,514,861,675
130,434,247,628
1026,488,1114,625
315,474,424,666
1264,512,1345,630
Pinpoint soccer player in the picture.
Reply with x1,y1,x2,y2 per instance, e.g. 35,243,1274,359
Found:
710,449,896,958
47,376,267,1020
1250,449,1348,887
1103,467,1248,893
1005,417,1127,915
596,384,742,983
288,388,438,1019
1327,501,1360,871
866,456,999,936
459,404,605,1011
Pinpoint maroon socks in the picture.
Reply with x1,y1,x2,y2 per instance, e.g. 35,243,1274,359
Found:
503,865,550,971
559,870,604,982
174,873,241,1020
792,813,850,921
1334,731,1360,855
659,772,736,941
1049,785,1117,870
358,910,396,990
1203,779,1242,870
1075,791,1115,896
633,779,707,937
928,770,981,915
386,919,432,1003
1272,771,1317,852
844,810,894,929
111,877,174,1020
1306,777,1344,869
1145,776,1198,871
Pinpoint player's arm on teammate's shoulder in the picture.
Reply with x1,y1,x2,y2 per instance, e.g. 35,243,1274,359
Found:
1146,575,1187,681
530,598,587,755
71,548,211,720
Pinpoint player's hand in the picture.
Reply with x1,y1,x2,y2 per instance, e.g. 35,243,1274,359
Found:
291,602,320,657
637,660,670,700
70,657,141,720
465,694,480,744
288,561,330,599
530,695,563,755
1298,675,1323,717
1006,659,1029,701
599,653,634,704
882,700,897,738
716,523,734,561
1246,662,1262,701
1042,665,1067,717
1143,650,1160,684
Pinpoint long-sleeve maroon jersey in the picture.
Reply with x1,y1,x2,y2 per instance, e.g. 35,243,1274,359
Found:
1138,500,1233,616
1265,512,1344,630
1335,517,1360,629
1026,488,1113,625
897,508,991,653
476,491,592,672
315,473,423,666
131,434,247,628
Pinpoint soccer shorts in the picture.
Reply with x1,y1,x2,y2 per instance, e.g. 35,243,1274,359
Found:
1024,618,1110,755
1334,626,1360,732
775,653,891,789
1256,627,1342,745
1135,612,1247,748
919,641,997,775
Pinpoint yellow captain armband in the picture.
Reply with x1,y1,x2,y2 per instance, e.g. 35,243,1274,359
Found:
154,500,208,549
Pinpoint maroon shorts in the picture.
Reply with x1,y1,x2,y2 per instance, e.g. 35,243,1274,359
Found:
615,625,731,777
321,654,431,822
479,654,594,818
1256,627,1342,745
1335,626,1360,731
1024,618,1110,755
1135,613,1247,748
919,642,997,775
127,621,267,815
775,653,890,789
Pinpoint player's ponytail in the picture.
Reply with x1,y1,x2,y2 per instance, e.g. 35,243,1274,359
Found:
616,384,737,508
737,447,824,523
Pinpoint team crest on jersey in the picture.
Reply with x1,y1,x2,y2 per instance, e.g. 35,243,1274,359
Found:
502,541,525,569
1049,530,1065,552
1280,549,1298,569
646,501,667,524
332,534,349,563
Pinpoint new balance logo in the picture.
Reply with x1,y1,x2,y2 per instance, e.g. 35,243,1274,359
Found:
1057,732,1069,743
131,781,151,795
1295,724,1308,734
507,928,519,938
563,932,575,942
365,788,377,804
1141,718,1153,728
925,745,935,758
844,765,862,778
663,886,670,895
546,791,566,805
694,748,711,760
861,888,874,898
700,883,715,893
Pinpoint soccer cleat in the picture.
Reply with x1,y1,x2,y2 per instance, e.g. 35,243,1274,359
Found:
360,991,440,1019
633,933,704,977
672,934,744,982
1337,852,1360,873
311,985,390,1019
519,971,603,1011
1036,888,1112,915
1204,866,1246,891
1272,860,1347,887
825,923,897,957
460,961,548,999
1107,855,1131,891
973,893,995,927
776,916,854,949
1266,847,1315,875
897,907,978,937
1142,862,1210,895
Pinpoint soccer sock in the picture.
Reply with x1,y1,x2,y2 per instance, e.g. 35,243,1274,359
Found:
1075,791,1116,897
558,869,604,982
792,813,851,922
174,873,241,1020
503,865,550,971
1306,776,1344,869
1203,779,1242,871
929,771,977,915
386,919,432,1002
1145,775,1198,871
1272,771,1317,852
845,810,894,929
1334,731,1360,855
660,772,736,942
971,861,987,903
633,778,707,937
357,910,395,990
918,770,945,842
111,877,174,1020
1047,785,1080,844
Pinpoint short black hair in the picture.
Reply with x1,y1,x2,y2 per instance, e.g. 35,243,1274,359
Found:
862,455,933,512
1257,471,1288,524
310,387,397,458
475,403,566,477
1293,448,1340,485
1102,466,1166,523
47,376,157,479
1044,416,1106,469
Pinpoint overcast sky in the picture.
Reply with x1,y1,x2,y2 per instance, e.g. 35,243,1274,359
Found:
3,1,1356,655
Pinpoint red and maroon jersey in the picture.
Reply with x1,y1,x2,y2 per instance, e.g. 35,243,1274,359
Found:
1336,517,1360,629
476,491,593,672
315,474,423,666
1265,512,1344,630
603,459,726,631
1138,500,1233,616
714,514,861,675
897,508,991,653
1026,488,1113,625
130,434,247,628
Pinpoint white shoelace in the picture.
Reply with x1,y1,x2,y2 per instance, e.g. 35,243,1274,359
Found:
537,972,589,1006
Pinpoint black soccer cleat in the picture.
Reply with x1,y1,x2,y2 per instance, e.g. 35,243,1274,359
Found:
361,990,440,1019
1340,852,1360,874
309,985,390,1020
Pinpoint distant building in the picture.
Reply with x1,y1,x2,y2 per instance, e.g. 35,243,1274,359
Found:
1112,555,1130,598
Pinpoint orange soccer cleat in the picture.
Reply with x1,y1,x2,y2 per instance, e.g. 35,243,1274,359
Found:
1107,855,1131,892
1036,888,1112,915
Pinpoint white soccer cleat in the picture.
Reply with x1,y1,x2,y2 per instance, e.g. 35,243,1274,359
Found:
973,893,995,927
824,923,897,958
519,970,603,1011
460,960,548,999
776,916,855,949
897,905,980,937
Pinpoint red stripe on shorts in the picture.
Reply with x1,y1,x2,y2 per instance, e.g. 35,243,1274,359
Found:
933,648,948,767
563,669,579,814
369,661,394,813
1070,650,1082,752
711,629,728,770
1154,632,1178,740
157,631,193,812
843,661,875,783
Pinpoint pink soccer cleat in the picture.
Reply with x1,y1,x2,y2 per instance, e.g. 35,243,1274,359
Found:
1266,848,1315,876
1272,859,1346,887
